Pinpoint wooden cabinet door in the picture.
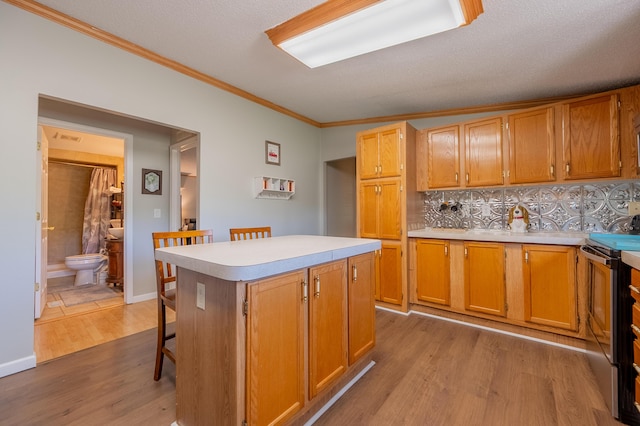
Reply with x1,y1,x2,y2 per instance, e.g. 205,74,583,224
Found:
246,270,305,426
523,245,577,330
464,242,506,316
348,252,375,365
378,127,403,178
508,107,556,184
378,179,402,240
378,241,403,305
358,179,401,240
358,131,380,179
464,117,504,187
562,94,620,179
426,125,460,189
415,239,450,306
309,261,348,398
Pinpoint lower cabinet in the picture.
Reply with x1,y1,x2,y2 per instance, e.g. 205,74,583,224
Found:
522,244,577,330
411,238,583,336
464,241,506,317
105,239,123,285
377,240,403,305
415,239,450,306
246,256,372,425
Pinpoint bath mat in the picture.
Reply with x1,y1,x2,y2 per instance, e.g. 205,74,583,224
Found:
58,285,121,307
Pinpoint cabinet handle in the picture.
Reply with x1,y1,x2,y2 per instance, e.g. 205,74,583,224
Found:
314,275,320,298
524,251,529,264
464,247,468,258
302,279,308,302
465,173,469,183
565,163,570,173
444,245,448,256
631,324,640,335
550,164,555,177
352,264,358,282
455,172,458,183
630,285,640,294
633,362,640,375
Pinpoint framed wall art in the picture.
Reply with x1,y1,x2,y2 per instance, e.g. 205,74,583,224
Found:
142,168,162,195
265,141,281,165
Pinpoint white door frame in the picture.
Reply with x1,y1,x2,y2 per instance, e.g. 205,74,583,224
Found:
170,136,200,232
37,117,133,304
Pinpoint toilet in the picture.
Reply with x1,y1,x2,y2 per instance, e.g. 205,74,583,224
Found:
64,253,108,286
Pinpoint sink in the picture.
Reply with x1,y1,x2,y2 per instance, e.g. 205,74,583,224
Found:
109,227,124,239
110,219,123,228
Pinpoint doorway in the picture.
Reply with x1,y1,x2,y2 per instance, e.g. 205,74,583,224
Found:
325,157,357,237
36,118,128,321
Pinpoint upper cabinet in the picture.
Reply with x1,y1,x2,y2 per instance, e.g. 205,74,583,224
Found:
358,127,403,179
464,117,504,187
416,125,460,190
561,94,620,179
507,107,556,184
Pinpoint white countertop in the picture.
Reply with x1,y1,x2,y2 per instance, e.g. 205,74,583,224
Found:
155,235,381,282
622,251,640,270
408,228,588,245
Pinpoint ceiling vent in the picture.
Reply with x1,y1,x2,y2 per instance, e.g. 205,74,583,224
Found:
54,132,82,143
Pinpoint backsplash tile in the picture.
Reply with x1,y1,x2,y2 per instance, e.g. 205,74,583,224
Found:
421,180,638,234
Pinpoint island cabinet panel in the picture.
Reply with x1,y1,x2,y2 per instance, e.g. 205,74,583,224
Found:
416,125,461,190
523,245,577,330
246,270,306,426
561,94,620,179
175,269,246,426
464,242,506,316
415,239,450,306
464,117,504,187
507,107,556,184
308,260,348,398
348,252,376,365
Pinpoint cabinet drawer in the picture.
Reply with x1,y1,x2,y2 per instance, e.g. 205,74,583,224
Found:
636,377,640,406
635,339,640,366
634,303,640,329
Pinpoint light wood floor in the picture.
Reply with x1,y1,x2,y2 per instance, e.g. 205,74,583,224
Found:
7,309,621,425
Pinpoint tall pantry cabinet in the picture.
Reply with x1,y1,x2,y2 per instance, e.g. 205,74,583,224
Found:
356,122,418,312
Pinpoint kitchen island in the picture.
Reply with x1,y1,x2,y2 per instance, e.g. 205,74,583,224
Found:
155,235,381,426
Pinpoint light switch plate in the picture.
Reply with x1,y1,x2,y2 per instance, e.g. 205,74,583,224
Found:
196,282,205,310
629,201,640,216
154,208,161,218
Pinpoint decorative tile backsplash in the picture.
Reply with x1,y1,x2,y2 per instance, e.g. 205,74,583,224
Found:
421,180,640,233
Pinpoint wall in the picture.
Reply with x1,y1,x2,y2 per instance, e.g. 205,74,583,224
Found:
0,3,322,377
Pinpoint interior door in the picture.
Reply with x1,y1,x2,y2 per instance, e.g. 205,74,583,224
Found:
34,126,49,318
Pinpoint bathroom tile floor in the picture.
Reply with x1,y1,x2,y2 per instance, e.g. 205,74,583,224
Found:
36,276,124,324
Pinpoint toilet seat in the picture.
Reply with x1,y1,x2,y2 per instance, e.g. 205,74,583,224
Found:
65,253,106,265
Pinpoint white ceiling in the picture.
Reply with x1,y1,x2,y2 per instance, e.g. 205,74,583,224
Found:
28,0,640,124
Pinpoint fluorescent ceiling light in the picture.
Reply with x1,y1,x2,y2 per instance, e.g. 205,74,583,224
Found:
266,0,483,68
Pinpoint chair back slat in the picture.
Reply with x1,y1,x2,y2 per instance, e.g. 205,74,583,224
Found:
229,226,272,241
152,230,214,297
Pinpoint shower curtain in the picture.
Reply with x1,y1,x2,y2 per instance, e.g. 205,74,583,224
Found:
82,167,117,254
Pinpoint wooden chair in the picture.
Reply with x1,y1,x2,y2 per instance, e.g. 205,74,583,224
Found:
229,226,272,241
152,229,214,381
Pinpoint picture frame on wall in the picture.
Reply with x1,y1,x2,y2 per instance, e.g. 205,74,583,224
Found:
265,141,281,165
142,168,162,195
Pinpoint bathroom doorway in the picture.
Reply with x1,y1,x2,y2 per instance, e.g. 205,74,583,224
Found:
36,118,128,321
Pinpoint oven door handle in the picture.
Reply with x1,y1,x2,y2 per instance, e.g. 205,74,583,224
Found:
580,245,612,266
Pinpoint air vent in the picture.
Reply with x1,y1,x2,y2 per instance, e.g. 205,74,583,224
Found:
53,132,82,143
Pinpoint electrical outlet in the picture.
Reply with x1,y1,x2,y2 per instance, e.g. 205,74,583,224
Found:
629,201,640,216
154,208,161,218
481,203,491,218
196,282,205,310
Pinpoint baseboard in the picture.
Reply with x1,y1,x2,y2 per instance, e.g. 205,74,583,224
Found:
0,353,36,378
128,291,157,304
